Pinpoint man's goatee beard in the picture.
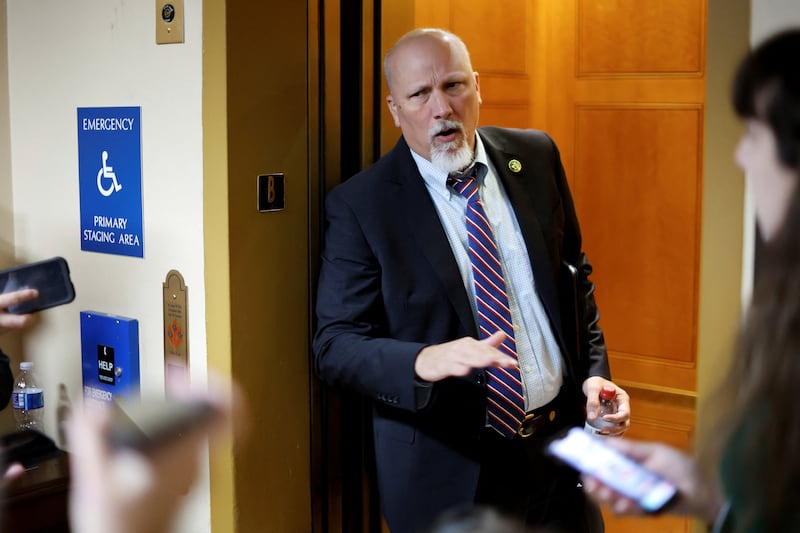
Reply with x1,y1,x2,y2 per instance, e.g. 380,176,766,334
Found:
430,143,474,174
428,119,474,174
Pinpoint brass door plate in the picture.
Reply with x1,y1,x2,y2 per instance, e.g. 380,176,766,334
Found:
163,270,189,388
257,173,286,212
156,0,184,45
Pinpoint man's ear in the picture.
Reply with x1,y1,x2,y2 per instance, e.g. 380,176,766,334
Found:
474,71,482,105
386,95,401,127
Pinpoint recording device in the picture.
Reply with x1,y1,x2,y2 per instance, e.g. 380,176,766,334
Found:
108,398,221,452
547,427,678,513
0,257,76,314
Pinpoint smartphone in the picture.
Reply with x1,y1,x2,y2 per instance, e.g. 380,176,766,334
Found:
108,398,221,452
0,257,76,314
547,427,678,513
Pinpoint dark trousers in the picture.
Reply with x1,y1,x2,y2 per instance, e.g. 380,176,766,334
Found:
474,392,604,532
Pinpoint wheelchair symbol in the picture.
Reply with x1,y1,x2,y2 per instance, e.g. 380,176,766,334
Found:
97,151,122,197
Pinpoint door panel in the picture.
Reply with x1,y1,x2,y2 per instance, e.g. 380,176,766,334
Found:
540,0,705,403
449,0,532,128
577,0,705,75
575,105,702,368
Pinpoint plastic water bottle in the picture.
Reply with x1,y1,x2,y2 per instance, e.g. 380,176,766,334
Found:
12,361,45,430
584,385,617,436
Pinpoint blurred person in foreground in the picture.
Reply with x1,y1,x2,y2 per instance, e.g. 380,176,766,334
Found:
426,506,534,533
0,288,39,482
68,373,240,533
1,281,241,533
583,29,800,532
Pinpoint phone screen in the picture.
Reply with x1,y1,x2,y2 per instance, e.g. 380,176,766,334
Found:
547,428,677,512
0,257,75,314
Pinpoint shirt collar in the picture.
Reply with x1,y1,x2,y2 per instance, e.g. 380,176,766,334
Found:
410,131,490,196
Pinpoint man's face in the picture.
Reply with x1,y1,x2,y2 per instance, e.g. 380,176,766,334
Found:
386,35,481,171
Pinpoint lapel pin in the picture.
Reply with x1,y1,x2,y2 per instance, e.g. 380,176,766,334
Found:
508,159,522,173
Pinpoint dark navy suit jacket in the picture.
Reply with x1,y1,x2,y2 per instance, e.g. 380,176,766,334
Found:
313,127,610,533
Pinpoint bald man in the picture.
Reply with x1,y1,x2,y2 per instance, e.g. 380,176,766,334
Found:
314,28,630,533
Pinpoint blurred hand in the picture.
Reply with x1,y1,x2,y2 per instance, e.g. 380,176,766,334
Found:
68,375,240,533
583,376,630,436
414,331,518,382
3,462,25,485
0,288,39,334
582,438,723,524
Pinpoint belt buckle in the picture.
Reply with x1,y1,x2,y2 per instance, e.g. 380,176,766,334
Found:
517,409,556,439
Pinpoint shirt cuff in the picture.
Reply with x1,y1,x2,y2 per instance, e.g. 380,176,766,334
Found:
414,380,433,410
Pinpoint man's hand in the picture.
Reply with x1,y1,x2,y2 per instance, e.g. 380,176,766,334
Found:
583,376,630,436
414,331,518,382
0,288,39,334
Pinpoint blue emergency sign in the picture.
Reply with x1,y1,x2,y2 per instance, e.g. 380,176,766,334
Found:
77,107,144,257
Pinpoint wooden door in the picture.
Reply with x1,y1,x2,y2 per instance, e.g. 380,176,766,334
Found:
404,1,704,532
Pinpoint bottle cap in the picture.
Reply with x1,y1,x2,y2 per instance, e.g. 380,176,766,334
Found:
599,387,615,401
20,361,33,370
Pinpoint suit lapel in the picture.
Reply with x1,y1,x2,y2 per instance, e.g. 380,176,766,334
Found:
388,140,478,337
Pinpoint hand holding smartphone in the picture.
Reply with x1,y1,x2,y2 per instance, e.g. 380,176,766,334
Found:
547,427,678,513
0,257,75,314
68,394,229,533
108,398,222,452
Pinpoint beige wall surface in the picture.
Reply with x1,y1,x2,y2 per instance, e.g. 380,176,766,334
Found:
752,0,800,43
0,0,11,262
696,0,749,414
0,0,22,362
4,1,210,531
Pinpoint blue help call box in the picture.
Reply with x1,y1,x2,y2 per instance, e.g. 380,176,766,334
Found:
80,311,140,404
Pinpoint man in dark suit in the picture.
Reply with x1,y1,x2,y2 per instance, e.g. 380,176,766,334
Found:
313,28,631,533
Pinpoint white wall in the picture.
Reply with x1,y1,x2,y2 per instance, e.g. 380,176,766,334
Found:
742,1,800,307
6,1,210,531
752,0,800,43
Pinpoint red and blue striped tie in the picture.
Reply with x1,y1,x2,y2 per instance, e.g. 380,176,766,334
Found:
449,165,525,438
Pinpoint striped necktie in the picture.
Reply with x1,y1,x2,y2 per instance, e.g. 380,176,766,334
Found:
448,164,525,438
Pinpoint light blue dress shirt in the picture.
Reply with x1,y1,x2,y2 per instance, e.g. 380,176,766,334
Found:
410,132,564,410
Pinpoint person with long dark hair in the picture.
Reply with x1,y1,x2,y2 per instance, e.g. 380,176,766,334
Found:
583,28,800,532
